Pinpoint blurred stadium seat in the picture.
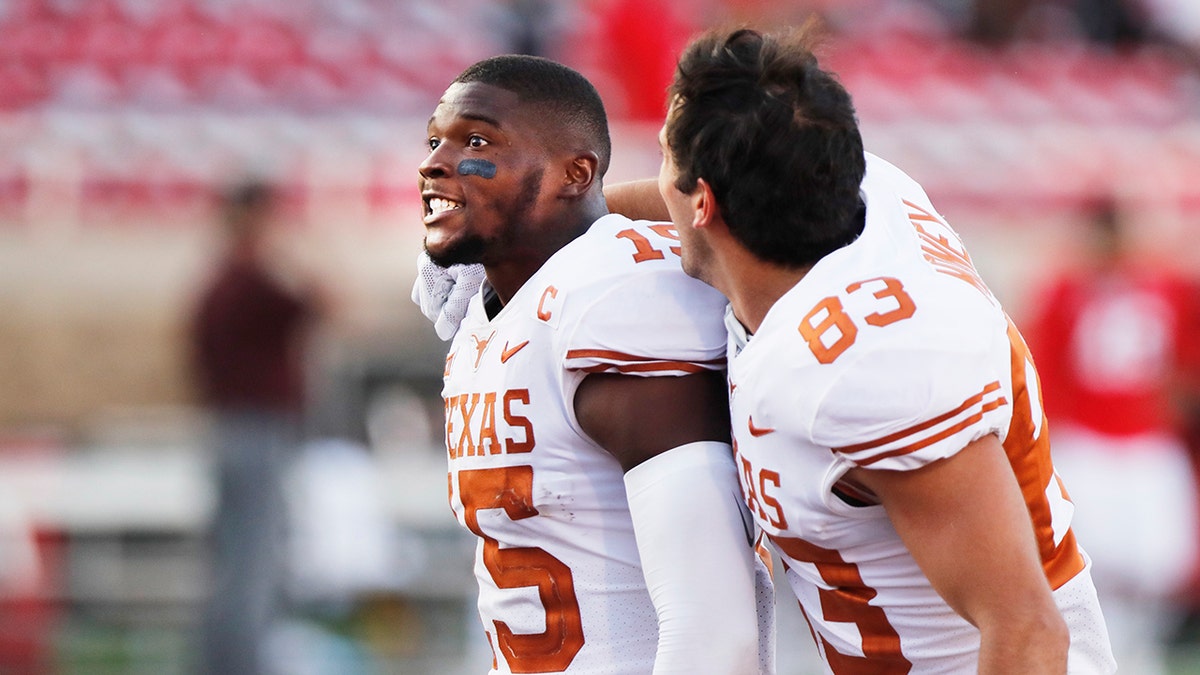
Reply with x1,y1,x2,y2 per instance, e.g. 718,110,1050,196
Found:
0,0,1197,220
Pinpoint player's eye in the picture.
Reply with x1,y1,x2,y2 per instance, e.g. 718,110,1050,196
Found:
427,137,441,151
468,135,488,149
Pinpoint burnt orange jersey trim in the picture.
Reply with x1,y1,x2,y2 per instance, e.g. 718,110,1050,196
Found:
566,348,724,366
567,348,724,375
834,382,1006,465
576,361,711,374
1004,319,1086,587
848,397,1007,467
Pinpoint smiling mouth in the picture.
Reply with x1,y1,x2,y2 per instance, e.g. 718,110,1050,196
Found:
426,197,463,217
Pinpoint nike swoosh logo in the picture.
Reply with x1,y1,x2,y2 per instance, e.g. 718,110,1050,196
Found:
747,416,775,437
500,340,530,363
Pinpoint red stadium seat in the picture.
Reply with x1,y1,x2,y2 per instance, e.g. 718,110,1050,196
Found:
147,16,229,71
78,17,150,68
0,62,51,110
226,18,303,80
1,18,74,65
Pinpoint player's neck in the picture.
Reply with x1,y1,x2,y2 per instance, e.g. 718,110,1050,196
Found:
724,258,810,335
484,202,605,306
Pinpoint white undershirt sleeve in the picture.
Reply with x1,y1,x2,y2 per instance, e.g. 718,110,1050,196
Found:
624,440,762,674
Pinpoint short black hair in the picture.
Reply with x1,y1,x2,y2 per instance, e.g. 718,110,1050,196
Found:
666,25,865,268
455,55,612,176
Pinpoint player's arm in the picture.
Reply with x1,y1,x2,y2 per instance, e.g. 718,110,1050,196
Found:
604,178,670,222
575,370,761,674
846,433,1069,675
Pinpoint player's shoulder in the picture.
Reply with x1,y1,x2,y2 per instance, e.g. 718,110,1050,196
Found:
522,215,728,371
858,154,1001,312
862,152,936,208
565,214,687,272
542,214,720,297
753,242,1004,384
495,214,724,341
750,288,1009,465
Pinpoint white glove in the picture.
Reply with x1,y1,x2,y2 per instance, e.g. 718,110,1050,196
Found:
411,250,486,341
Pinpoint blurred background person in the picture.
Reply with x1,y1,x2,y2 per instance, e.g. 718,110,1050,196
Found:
591,0,698,121
0,473,49,674
1024,196,1200,675
188,180,331,675
496,0,563,57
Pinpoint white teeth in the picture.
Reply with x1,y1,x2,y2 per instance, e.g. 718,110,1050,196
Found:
429,197,462,214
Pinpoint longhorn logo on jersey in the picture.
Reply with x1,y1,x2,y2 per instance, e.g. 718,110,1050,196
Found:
470,330,497,371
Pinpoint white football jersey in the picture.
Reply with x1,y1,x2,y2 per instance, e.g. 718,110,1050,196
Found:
443,213,748,674
727,154,1115,674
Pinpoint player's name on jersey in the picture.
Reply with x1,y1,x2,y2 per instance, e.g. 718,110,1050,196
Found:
444,389,535,459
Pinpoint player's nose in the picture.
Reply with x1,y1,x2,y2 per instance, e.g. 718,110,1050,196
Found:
419,144,453,180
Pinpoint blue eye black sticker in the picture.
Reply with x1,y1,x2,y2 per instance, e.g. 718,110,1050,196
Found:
458,159,497,179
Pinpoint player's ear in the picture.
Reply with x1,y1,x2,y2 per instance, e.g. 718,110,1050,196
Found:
693,178,719,230
560,152,600,198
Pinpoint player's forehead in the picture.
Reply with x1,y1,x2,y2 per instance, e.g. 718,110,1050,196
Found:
428,81,527,132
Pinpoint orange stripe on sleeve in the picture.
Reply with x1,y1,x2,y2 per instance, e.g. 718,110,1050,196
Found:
835,381,1003,454
847,397,1007,467
565,348,725,366
577,361,710,374
566,348,724,375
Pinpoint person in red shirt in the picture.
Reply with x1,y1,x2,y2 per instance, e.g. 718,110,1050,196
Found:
1026,197,1200,675
593,0,695,121
189,180,327,675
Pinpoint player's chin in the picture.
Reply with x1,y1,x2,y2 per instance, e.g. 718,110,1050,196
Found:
679,254,704,281
683,259,719,290
425,231,486,268
421,235,454,266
